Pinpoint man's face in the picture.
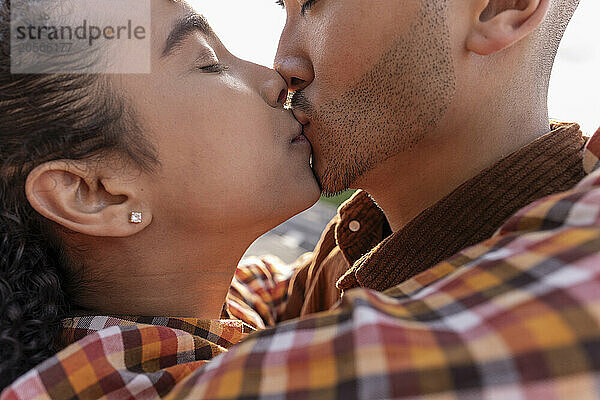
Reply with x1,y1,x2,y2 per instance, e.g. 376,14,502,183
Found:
276,0,457,194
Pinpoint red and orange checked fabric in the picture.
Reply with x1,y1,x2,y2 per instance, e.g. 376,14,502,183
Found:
3,125,600,399
226,254,303,329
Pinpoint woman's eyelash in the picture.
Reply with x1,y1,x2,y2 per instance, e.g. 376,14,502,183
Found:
198,63,229,73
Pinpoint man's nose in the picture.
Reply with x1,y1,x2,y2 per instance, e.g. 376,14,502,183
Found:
274,55,314,92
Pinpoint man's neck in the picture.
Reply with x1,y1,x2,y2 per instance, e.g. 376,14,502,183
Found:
360,114,551,232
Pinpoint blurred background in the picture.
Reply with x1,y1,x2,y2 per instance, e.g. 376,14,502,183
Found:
190,0,600,263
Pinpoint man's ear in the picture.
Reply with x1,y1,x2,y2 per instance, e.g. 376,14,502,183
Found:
466,0,551,55
25,160,152,237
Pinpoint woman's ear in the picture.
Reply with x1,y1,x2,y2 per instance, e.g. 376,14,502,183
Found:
466,0,551,55
25,159,152,237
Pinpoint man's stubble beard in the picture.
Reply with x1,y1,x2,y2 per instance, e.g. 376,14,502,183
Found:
294,0,457,195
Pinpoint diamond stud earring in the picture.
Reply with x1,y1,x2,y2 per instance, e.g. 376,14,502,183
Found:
129,211,143,224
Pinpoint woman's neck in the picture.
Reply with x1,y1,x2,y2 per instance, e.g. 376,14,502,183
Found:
70,228,254,319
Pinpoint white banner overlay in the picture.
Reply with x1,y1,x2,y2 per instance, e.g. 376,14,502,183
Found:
11,0,151,74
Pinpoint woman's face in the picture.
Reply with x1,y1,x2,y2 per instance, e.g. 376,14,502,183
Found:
121,0,319,236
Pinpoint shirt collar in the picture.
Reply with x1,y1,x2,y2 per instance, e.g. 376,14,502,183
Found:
334,122,588,292
59,315,254,351
583,126,600,174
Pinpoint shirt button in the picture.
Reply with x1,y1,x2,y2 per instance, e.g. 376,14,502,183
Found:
349,220,361,232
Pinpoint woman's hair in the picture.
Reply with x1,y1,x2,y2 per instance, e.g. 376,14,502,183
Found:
0,0,158,389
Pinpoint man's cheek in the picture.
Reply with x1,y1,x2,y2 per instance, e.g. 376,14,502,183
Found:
314,56,368,102
315,38,383,94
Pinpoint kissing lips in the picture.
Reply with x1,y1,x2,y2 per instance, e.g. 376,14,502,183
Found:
292,125,310,144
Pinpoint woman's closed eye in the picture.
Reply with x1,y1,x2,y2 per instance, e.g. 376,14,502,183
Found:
197,63,229,73
194,47,229,74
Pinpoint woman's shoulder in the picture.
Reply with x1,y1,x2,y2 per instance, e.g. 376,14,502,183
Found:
1,316,251,400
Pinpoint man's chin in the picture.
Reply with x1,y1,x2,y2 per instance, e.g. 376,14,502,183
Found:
315,164,356,196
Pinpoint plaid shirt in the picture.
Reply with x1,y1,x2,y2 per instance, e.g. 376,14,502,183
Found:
3,126,600,399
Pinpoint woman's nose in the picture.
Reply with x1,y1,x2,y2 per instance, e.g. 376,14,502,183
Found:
260,72,289,108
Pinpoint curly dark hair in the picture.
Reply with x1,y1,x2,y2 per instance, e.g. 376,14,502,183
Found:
0,0,159,390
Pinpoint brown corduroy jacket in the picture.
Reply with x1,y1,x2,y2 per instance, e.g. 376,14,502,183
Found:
280,122,588,321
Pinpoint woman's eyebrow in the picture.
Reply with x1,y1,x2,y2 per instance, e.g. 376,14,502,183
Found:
162,12,213,58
